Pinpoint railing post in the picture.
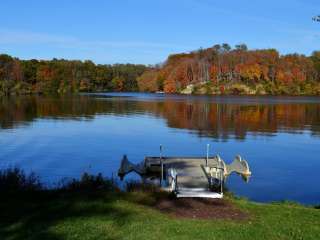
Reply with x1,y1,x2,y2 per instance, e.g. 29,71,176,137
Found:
160,144,163,186
220,170,223,194
206,144,209,166
219,157,223,194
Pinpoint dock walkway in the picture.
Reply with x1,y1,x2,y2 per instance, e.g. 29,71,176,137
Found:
119,155,251,199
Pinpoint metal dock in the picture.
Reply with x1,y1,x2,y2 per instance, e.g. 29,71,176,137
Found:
118,146,251,199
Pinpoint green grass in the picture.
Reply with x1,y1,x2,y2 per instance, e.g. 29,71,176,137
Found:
0,190,319,240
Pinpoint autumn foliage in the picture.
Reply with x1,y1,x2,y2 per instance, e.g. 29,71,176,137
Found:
137,44,320,95
0,55,147,95
2,44,320,96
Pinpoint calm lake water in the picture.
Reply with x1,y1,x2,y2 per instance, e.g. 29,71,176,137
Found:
0,93,320,204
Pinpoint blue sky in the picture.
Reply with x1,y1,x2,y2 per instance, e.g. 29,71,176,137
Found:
0,0,319,64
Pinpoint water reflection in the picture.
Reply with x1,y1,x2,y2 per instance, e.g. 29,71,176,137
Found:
1,94,320,140
1,93,320,204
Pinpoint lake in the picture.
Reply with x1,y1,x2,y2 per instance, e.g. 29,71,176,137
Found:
0,93,319,204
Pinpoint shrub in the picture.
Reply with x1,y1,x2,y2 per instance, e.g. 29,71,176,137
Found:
0,167,42,192
255,84,266,95
228,84,253,95
125,180,159,193
61,172,116,191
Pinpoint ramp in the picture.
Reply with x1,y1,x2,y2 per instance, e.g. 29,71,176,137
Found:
176,188,223,198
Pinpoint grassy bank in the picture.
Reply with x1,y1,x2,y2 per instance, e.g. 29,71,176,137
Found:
1,190,320,240
0,169,319,240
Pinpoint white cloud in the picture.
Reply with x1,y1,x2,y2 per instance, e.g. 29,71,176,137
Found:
0,30,76,45
0,29,196,64
0,29,191,51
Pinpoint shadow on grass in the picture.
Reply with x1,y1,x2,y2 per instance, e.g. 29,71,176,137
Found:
0,191,134,240
0,169,133,240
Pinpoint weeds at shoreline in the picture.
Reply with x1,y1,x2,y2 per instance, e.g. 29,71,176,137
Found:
0,167,42,192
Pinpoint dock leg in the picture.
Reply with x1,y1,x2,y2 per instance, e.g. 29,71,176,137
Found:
206,144,210,166
160,145,163,186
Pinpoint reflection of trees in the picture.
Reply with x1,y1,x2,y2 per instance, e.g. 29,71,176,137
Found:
157,102,320,139
0,96,319,139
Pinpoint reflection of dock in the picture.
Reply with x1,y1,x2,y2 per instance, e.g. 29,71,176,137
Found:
118,151,251,199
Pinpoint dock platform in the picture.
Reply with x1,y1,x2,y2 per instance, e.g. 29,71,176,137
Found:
118,154,251,199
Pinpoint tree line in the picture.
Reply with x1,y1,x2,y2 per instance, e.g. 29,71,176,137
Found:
0,54,147,95
2,44,320,96
137,44,320,95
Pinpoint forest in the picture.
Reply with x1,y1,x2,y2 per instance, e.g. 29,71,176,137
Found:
0,54,147,95
138,44,320,95
1,43,320,95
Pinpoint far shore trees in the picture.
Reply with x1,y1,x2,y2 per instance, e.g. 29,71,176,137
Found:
0,55,146,95
136,44,320,95
1,43,320,96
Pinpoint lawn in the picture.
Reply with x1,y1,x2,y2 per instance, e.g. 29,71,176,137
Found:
0,189,319,240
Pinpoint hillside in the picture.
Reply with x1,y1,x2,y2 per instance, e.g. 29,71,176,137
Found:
137,44,320,95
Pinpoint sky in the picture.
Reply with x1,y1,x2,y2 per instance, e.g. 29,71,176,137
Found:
0,0,319,64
